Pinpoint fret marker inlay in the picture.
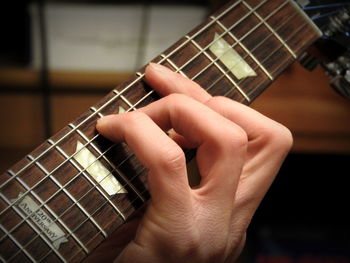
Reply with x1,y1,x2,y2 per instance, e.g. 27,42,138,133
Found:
13,193,68,249
73,141,128,195
209,33,257,80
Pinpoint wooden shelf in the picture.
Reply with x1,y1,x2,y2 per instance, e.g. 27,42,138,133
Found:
0,62,349,174
0,67,132,89
251,63,350,153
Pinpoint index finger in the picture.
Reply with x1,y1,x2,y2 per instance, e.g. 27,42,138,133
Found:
145,63,212,103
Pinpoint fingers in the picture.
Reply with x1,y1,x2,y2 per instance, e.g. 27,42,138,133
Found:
140,94,247,202
97,111,191,211
144,63,292,211
204,96,293,225
97,94,248,206
145,63,211,103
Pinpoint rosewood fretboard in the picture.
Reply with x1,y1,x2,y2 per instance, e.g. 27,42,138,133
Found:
0,0,321,262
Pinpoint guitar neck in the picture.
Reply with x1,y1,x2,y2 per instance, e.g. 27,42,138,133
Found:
0,0,321,262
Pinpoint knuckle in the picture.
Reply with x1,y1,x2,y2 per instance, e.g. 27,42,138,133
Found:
232,127,249,147
158,144,186,172
227,126,248,147
215,126,248,155
165,93,189,104
262,121,293,153
125,111,148,126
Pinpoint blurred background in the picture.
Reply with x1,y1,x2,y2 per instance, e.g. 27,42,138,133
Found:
0,0,350,262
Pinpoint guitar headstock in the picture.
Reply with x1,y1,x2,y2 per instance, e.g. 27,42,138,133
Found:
295,0,350,99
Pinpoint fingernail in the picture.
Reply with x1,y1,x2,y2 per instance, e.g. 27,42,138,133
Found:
96,115,114,130
148,62,173,74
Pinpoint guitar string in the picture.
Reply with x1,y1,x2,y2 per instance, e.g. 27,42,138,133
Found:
0,1,264,233
10,8,312,263
3,1,312,261
3,1,306,261
0,0,266,234
46,9,312,263
1,0,287,250
0,0,254,239
65,17,312,263
19,17,314,263
211,13,308,97
0,0,246,191
1,0,262,260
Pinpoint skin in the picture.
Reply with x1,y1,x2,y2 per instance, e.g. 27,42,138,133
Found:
95,63,293,263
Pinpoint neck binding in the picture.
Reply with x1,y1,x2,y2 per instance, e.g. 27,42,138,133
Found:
0,0,321,262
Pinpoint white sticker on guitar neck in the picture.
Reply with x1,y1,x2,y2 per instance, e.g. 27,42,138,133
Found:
14,194,68,249
74,141,127,195
209,33,257,79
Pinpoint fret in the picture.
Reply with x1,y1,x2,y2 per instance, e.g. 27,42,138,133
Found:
75,128,145,202
135,72,144,77
0,225,39,263
1,192,67,263
117,81,159,110
2,137,123,260
159,0,243,64
160,54,189,78
1,0,323,261
243,0,296,58
239,26,292,78
283,17,321,57
188,36,251,102
0,198,37,263
93,96,128,118
209,16,273,81
269,18,310,76
49,139,126,222
32,148,108,239
252,0,309,58
112,90,137,111
1,74,144,189
22,156,89,254
213,0,267,40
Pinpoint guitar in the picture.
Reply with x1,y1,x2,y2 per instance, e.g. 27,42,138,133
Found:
0,0,321,262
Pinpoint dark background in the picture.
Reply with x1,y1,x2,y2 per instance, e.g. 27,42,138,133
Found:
0,0,349,262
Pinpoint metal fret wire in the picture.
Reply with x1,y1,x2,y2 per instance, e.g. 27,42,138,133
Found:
0,0,285,241
0,0,255,241
67,9,313,263
213,20,310,98
74,126,144,201
49,140,125,220
0,223,36,262
242,1,297,58
53,4,312,262
23,156,89,253
0,0,270,239
5,166,90,259
1,1,250,259
0,0,244,192
205,9,303,96
5,150,140,263
0,1,250,233
68,17,313,262
4,0,300,260
190,0,293,84
0,193,67,263
166,0,298,88
2,0,311,261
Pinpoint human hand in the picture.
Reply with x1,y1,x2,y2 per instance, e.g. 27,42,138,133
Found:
96,63,293,263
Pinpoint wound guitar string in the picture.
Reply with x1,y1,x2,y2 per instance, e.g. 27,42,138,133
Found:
4,2,312,262
1,0,318,262
0,0,265,241
3,0,314,262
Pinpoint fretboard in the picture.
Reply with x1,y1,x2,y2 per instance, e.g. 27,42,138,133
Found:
0,0,321,262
